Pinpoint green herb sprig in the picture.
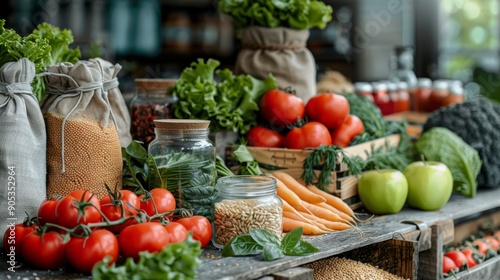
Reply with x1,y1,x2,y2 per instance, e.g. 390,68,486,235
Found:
222,228,319,261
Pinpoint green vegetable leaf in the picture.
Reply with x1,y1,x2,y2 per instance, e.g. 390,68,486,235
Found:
263,243,285,261
222,234,263,257
249,229,281,247
286,240,320,256
146,154,163,190
281,227,303,253
416,127,482,197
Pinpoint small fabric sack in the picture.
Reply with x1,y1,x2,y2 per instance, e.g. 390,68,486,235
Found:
234,26,317,102
0,58,46,245
40,60,123,199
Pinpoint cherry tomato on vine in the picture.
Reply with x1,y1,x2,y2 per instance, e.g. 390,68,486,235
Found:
177,215,212,248
140,188,176,219
483,235,499,252
21,231,67,270
246,125,284,148
259,89,305,127
100,190,140,234
66,229,119,274
118,222,169,261
283,121,332,149
473,239,493,255
305,93,349,129
38,196,61,225
444,250,467,270
2,221,35,256
461,247,479,268
330,115,364,148
56,190,102,229
442,255,458,274
164,222,188,244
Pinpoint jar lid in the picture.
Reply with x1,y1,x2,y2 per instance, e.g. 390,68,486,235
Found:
433,80,449,90
372,82,388,91
154,119,210,130
216,175,277,197
417,78,432,88
387,82,398,91
398,81,408,89
354,82,372,92
135,78,176,94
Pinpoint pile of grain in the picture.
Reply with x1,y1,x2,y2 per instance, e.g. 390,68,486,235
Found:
303,257,408,280
46,113,122,198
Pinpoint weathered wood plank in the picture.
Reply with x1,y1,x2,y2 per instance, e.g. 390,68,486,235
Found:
454,255,500,280
272,267,313,280
417,220,454,280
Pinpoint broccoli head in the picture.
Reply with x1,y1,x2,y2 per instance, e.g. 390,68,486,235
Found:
423,98,500,189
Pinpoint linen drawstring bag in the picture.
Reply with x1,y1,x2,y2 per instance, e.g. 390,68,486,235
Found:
234,26,317,102
90,58,132,148
40,60,122,199
0,58,46,245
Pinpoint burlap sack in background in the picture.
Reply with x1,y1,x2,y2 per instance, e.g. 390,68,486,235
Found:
0,58,46,246
91,58,132,148
40,60,122,199
234,26,317,102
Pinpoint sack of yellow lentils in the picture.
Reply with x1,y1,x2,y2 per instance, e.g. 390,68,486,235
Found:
0,58,46,246
90,58,132,148
40,60,123,199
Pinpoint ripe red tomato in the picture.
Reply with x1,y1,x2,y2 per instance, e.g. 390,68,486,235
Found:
483,235,499,252
118,222,169,261
3,222,35,256
305,93,350,129
259,89,305,127
442,255,458,274
461,247,479,268
21,231,67,270
140,188,176,218
38,196,61,225
177,216,212,248
100,190,141,234
330,115,365,148
473,239,492,255
66,229,119,274
56,190,102,229
164,222,188,243
283,121,332,149
246,126,284,148
444,250,468,269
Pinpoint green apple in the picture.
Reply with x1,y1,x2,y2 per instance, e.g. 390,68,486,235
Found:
358,169,408,215
403,161,453,211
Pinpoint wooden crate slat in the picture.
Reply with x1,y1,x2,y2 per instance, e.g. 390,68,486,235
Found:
417,219,454,280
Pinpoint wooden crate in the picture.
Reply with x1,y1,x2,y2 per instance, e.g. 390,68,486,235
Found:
226,134,400,210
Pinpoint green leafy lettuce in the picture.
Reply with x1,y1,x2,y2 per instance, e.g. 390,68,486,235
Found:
92,234,202,280
416,127,482,198
0,20,81,100
172,59,277,135
218,0,333,30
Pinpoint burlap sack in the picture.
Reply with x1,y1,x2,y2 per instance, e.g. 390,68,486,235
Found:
0,58,46,246
234,26,317,102
92,58,132,148
40,60,122,199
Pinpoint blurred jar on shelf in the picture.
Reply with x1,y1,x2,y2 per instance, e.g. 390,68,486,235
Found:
413,78,432,112
162,12,191,54
395,81,410,113
387,82,398,115
354,82,374,102
442,83,464,107
130,79,177,147
372,82,390,116
428,80,449,112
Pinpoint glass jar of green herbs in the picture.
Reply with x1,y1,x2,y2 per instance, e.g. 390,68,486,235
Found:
149,119,216,221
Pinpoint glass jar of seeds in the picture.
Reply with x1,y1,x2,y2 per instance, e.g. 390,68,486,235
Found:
212,175,283,248
149,119,217,221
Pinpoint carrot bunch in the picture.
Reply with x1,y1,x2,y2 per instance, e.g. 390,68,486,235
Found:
270,171,358,235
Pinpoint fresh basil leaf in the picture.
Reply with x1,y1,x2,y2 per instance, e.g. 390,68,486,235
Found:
286,240,319,256
281,227,303,253
222,234,263,257
146,154,163,190
249,229,281,247
263,243,285,261
125,140,148,161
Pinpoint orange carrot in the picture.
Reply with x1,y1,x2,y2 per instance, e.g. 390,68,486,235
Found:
315,202,354,223
276,177,311,213
296,211,352,231
301,200,347,223
283,210,341,232
270,171,326,204
282,216,329,235
306,184,355,218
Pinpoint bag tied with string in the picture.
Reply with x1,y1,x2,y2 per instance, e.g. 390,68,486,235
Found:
0,58,46,245
234,26,317,103
90,58,132,148
40,60,122,199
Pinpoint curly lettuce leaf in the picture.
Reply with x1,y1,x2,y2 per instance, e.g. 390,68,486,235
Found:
172,58,277,135
416,127,482,197
32,22,80,66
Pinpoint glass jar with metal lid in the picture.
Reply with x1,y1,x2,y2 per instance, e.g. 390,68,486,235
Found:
212,175,283,249
148,119,217,221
